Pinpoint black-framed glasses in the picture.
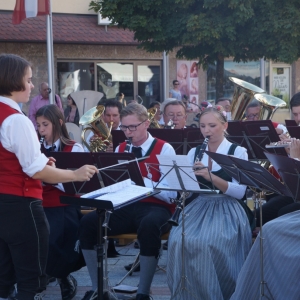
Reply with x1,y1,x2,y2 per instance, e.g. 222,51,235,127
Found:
119,119,147,131
246,113,259,119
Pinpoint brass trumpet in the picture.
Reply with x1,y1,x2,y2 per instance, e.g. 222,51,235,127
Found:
147,107,162,128
79,105,113,152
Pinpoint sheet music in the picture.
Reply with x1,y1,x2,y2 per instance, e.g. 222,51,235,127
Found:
81,179,154,207
156,155,201,192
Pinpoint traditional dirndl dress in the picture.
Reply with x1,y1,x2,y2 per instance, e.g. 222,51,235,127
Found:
231,210,300,300
167,193,252,300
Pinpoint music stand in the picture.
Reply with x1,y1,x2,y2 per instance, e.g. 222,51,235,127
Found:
183,128,204,155
264,152,300,202
285,119,297,126
286,126,300,139
205,151,292,300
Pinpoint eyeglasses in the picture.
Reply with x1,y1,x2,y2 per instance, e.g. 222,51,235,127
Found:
246,113,259,119
119,119,147,131
164,114,186,120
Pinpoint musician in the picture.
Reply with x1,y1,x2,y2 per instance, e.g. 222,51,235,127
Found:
84,99,122,152
163,100,187,129
290,92,300,125
79,103,176,300
245,100,287,134
216,97,232,120
167,106,252,300
148,101,162,122
0,54,97,300
36,104,85,300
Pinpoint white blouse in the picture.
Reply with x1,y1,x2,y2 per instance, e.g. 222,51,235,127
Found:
187,138,248,199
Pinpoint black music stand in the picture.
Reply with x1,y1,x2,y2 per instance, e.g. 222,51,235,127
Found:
286,126,300,139
205,151,293,300
264,152,300,202
227,120,287,160
285,119,297,126
183,128,204,155
111,130,126,151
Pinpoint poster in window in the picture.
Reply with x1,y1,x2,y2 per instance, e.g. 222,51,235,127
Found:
272,67,290,102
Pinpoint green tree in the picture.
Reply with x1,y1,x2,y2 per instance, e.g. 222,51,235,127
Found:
90,0,300,100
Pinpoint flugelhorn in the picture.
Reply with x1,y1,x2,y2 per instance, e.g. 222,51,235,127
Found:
79,105,113,152
148,107,162,128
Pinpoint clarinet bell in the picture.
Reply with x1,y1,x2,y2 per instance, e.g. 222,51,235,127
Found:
168,207,182,227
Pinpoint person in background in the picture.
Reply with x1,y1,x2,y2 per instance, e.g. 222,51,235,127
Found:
36,104,85,300
115,92,126,107
245,100,287,134
64,94,79,126
0,53,97,300
290,92,300,125
79,103,176,300
169,80,182,101
216,97,232,120
163,100,187,129
148,101,161,122
29,82,64,130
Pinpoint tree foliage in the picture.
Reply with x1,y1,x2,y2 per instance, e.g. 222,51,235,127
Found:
90,0,300,98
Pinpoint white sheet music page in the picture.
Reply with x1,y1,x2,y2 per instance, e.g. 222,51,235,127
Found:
81,179,154,207
156,155,201,192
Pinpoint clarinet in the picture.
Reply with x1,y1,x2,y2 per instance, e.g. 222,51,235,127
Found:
39,136,45,145
195,136,210,162
124,137,132,153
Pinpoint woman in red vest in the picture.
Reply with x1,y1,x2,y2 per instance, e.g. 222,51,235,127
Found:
36,104,84,300
0,54,97,300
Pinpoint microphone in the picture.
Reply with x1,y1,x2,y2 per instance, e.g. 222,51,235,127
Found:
195,136,210,163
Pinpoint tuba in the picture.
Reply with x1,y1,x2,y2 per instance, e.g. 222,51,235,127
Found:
229,77,265,120
148,107,162,128
79,105,113,152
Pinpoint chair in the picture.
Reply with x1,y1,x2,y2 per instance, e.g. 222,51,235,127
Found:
65,122,82,144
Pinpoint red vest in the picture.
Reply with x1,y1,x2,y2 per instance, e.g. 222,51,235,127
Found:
0,103,43,199
272,121,279,128
42,142,77,207
119,138,175,212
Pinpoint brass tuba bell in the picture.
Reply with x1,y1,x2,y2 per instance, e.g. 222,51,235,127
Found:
147,107,162,128
79,105,113,152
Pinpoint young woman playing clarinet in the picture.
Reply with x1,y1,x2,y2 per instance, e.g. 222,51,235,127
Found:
0,54,97,300
167,106,252,300
36,104,85,300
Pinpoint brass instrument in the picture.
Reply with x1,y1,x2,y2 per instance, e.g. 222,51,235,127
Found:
147,107,161,128
253,94,286,120
229,77,265,120
79,105,113,152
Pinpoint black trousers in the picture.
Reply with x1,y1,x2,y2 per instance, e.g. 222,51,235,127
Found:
44,206,85,278
255,195,295,226
79,202,171,258
0,194,49,300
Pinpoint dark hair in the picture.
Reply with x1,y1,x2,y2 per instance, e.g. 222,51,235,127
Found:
104,99,122,114
173,80,179,85
163,100,186,114
149,101,161,109
0,54,32,96
36,104,73,147
246,100,261,111
67,94,76,106
216,97,231,104
290,92,300,109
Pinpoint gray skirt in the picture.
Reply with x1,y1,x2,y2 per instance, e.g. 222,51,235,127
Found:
231,210,300,300
167,194,252,300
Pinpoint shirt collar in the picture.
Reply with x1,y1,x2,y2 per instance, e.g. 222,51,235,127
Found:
44,139,61,151
0,96,23,114
137,133,154,154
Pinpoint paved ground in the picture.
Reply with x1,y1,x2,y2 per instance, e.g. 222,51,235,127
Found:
43,239,171,300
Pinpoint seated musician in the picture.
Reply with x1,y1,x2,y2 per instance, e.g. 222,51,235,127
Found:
37,105,85,300
216,97,232,120
167,106,252,300
290,92,300,125
84,100,122,152
162,100,187,129
79,103,176,300
245,100,287,134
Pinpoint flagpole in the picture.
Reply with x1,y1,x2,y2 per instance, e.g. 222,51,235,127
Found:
46,0,55,104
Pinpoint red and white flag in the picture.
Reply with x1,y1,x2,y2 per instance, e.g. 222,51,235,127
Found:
12,0,50,25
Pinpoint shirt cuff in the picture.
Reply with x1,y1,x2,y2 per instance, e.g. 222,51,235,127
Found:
23,154,49,177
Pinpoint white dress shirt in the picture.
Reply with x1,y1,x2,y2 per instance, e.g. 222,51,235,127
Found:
0,96,48,177
187,138,248,199
116,133,177,204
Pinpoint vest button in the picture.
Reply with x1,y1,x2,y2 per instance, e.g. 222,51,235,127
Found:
25,188,28,191
25,178,28,181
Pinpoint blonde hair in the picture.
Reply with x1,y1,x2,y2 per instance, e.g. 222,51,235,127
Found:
120,103,148,122
199,106,227,124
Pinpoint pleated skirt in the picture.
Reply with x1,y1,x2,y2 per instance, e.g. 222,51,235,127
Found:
231,210,300,300
167,194,252,300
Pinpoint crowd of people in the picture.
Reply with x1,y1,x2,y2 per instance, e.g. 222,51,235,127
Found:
1,53,300,300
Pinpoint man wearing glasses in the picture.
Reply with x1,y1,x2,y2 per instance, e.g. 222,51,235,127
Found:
245,100,287,134
79,103,176,300
163,100,187,129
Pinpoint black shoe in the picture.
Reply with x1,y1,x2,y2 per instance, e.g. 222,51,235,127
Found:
107,249,121,258
58,274,77,300
124,263,140,272
135,294,152,300
163,240,168,250
81,290,97,300
134,241,140,249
